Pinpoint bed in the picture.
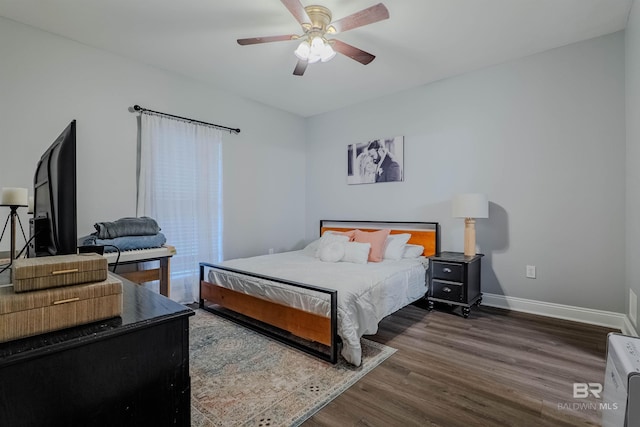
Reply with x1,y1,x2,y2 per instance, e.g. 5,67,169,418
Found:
199,220,440,365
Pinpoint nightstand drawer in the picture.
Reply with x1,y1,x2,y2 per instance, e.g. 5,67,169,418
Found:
432,280,464,302
432,262,463,282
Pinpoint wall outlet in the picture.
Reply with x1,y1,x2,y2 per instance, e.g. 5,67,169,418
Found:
268,248,274,255
526,265,536,279
630,289,638,327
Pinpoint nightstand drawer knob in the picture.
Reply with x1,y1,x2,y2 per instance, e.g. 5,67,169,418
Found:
443,268,452,273
442,286,452,293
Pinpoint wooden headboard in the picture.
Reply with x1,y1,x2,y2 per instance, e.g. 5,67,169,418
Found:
319,220,440,257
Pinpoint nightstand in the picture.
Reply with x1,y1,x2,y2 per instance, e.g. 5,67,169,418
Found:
428,251,483,318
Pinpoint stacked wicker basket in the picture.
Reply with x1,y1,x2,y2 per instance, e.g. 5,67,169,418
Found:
0,253,123,343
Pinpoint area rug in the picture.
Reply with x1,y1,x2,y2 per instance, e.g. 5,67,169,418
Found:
189,309,396,427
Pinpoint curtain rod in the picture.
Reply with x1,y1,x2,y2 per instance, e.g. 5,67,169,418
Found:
132,105,240,134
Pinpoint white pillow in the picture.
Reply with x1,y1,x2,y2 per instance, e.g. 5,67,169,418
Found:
319,241,345,263
402,244,424,258
342,242,371,264
302,238,321,256
315,233,350,258
383,233,411,260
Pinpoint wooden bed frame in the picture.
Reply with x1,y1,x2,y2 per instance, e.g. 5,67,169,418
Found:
199,220,440,363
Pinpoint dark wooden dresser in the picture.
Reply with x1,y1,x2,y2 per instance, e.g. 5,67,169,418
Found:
0,272,194,427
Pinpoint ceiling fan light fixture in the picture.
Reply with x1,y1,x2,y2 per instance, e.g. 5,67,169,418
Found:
238,1,389,76
310,36,324,51
294,40,310,60
320,43,336,62
297,36,335,64
307,52,322,64
308,37,326,63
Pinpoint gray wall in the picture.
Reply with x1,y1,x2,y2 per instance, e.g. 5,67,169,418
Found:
305,32,626,313
0,16,630,316
0,17,307,261
627,1,640,329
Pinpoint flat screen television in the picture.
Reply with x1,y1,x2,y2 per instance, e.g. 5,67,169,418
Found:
28,120,77,257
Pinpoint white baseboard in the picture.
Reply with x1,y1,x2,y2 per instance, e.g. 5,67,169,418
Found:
481,293,631,332
622,316,639,337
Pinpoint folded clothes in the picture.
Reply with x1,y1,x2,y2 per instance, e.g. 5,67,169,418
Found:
79,232,167,253
94,217,161,239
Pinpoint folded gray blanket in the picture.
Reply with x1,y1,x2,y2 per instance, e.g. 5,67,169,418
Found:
94,217,161,239
79,232,167,253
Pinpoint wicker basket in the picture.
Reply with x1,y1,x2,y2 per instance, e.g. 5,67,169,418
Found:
11,253,108,293
0,276,123,343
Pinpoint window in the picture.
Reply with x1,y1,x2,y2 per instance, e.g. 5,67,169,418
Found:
137,113,223,303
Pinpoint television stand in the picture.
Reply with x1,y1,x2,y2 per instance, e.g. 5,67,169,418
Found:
0,276,194,427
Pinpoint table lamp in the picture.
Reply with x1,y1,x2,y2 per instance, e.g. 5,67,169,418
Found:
452,193,488,256
1,187,29,263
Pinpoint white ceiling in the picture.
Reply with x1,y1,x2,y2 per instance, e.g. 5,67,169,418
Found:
0,0,633,117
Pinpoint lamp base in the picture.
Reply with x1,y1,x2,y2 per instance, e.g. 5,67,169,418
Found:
0,206,27,267
463,218,476,257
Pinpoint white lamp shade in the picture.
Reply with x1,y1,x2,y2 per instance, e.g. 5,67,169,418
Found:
320,44,336,62
452,193,488,218
310,37,324,50
295,37,336,64
294,41,310,60
307,53,321,64
1,187,28,206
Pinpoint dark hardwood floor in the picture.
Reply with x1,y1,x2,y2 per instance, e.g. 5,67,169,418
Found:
304,303,618,427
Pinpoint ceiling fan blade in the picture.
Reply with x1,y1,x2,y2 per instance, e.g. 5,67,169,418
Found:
281,0,311,25
329,3,389,33
293,60,308,76
237,35,298,45
332,40,376,65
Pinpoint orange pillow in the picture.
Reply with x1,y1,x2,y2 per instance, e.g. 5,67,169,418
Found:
354,229,390,262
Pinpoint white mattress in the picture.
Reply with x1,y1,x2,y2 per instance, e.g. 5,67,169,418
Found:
207,250,429,366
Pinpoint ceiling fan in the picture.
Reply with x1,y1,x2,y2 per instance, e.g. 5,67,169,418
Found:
237,0,389,76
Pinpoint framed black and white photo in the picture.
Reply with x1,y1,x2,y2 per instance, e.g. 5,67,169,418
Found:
347,136,404,185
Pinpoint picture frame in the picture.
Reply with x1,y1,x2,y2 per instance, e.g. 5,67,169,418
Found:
347,136,404,185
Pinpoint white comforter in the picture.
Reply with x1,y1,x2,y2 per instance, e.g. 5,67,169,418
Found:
208,250,428,366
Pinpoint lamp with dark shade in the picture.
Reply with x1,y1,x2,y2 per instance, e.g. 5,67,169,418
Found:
452,193,488,256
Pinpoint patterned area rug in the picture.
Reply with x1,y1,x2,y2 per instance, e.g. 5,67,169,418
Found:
190,309,396,427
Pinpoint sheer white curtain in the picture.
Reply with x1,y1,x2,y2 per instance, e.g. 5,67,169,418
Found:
137,113,223,303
